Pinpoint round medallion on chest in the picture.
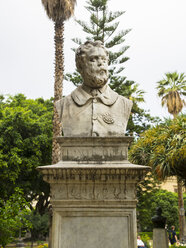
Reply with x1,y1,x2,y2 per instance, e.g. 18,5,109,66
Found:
102,113,114,124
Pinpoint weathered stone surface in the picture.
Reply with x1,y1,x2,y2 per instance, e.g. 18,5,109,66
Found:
37,137,150,248
57,136,132,161
42,161,148,202
40,161,144,248
54,216,129,248
153,228,169,248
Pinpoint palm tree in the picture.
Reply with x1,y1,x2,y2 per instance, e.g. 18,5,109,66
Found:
41,0,77,164
156,71,186,242
41,1,76,247
157,72,186,118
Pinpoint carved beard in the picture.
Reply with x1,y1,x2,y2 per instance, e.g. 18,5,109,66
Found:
82,65,109,88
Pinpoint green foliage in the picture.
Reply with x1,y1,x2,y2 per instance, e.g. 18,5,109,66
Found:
184,193,186,210
139,233,151,248
130,111,185,238
37,244,48,248
0,188,31,247
0,94,53,215
139,232,153,239
136,172,161,231
129,115,186,180
169,246,186,248
26,211,49,240
65,0,159,135
137,189,179,232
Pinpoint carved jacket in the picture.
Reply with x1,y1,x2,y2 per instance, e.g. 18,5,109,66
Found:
56,84,133,137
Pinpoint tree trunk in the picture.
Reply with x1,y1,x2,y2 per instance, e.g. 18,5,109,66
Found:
31,239,33,248
49,20,64,248
177,176,185,242
52,20,64,164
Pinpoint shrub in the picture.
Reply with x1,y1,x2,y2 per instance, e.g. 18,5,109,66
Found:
37,244,48,248
139,233,151,248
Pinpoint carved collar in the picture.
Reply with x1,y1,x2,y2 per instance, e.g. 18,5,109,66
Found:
71,84,118,106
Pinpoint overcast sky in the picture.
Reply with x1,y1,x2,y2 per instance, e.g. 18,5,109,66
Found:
0,0,186,118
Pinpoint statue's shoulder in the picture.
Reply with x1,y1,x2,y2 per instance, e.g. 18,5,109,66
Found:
107,86,133,107
71,85,83,99
56,88,77,108
118,94,133,106
71,85,92,106
55,91,74,116
56,86,89,109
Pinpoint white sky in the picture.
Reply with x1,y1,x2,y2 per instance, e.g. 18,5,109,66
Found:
0,0,186,118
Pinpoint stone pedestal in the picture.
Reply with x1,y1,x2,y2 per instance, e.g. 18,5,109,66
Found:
184,219,186,243
37,137,150,248
153,228,169,248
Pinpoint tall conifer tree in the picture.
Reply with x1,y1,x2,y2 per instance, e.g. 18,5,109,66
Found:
66,0,157,135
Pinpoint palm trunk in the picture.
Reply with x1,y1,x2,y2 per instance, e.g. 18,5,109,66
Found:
174,112,185,243
49,20,64,248
177,176,185,242
52,20,64,164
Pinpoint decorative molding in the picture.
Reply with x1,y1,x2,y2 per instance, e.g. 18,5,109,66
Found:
56,136,134,146
50,182,136,201
56,136,133,161
41,165,149,184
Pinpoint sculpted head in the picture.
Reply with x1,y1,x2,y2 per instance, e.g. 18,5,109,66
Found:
76,41,109,88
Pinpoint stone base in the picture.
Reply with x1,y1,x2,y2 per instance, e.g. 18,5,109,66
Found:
153,229,169,248
183,220,186,243
52,208,135,247
37,137,150,248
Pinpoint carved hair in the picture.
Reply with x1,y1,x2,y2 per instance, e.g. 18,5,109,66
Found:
75,40,109,73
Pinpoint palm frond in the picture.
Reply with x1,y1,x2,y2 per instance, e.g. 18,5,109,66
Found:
41,0,76,22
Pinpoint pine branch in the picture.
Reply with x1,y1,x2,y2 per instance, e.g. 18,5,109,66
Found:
119,56,130,64
105,29,131,48
76,20,96,35
72,38,83,45
109,46,130,64
107,11,125,23
116,67,125,74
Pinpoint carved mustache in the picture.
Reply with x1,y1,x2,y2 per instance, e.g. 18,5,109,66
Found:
88,66,108,75
97,68,107,73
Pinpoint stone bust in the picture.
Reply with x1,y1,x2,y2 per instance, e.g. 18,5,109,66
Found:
56,40,133,137
151,207,166,228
